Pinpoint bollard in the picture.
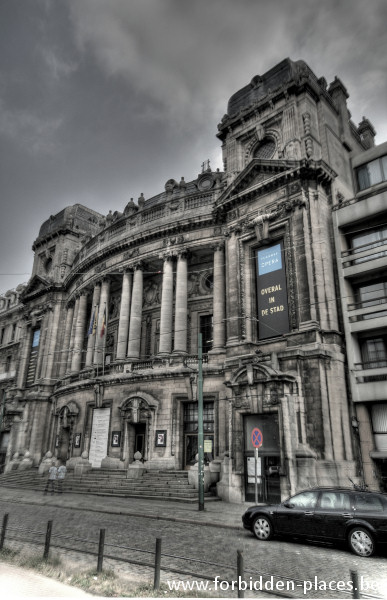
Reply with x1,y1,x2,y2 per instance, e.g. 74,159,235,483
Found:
0,513,9,550
350,570,360,599
43,520,52,560
154,537,162,591
237,549,244,598
97,529,105,573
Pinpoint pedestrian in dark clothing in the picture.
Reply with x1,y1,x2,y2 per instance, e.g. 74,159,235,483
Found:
44,462,57,495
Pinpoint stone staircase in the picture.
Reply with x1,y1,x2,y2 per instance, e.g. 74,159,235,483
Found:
0,468,219,503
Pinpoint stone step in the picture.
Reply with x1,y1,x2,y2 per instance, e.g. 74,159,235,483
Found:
0,468,218,503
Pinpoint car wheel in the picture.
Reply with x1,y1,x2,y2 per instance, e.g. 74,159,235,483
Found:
252,516,273,541
348,527,375,557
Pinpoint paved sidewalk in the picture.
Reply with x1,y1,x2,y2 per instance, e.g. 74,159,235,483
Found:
0,562,95,597
0,485,253,530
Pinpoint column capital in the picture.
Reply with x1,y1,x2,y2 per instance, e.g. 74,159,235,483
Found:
176,248,190,260
211,241,225,252
159,252,175,262
132,260,145,271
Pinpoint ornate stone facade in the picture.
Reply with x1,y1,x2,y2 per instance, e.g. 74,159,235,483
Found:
0,58,378,501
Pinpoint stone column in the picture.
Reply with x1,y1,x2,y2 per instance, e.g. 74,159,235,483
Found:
16,322,33,389
226,229,239,344
116,271,133,360
71,293,88,372
67,297,79,373
211,242,226,352
59,304,74,377
36,310,51,380
44,301,62,381
85,283,101,367
94,279,110,367
174,252,188,354
159,256,174,355
127,265,143,360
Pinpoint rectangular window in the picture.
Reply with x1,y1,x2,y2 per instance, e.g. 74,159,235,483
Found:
350,224,387,264
183,401,214,466
361,337,387,369
5,356,11,372
356,154,387,191
0,329,5,346
355,279,387,319
199,315,213,353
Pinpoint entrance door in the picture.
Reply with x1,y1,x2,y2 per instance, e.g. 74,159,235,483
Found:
244,413,281,503
58,428,70,462
134,424,145,456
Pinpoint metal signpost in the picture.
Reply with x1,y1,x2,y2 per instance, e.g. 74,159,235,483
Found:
251,428,263,504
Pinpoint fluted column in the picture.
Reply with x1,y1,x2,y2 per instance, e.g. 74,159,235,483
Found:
67,297,79,373
174,252,187,354
116,271,133,359
59,304,74,377
127,265,143,359
85,283,101,367
212,243,226,352
71,293,88,372
226,229,239,344
94,279,110,366
159,256,174,355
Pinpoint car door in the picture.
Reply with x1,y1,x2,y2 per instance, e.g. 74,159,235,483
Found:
354,493,387,542
313,491,354,541
275,490,319,537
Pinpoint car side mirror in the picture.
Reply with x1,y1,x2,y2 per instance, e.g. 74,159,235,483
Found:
283,502,293,508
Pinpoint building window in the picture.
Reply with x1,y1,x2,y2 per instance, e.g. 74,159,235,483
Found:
350,224,387,264
183,401,214,466
254,139,276,160
5,356,11,372
199,314,213,353
356,154,387,191
361,337,387,369
354,279,387,319
10,323,16,342
0,328,4,346
371,404,387,452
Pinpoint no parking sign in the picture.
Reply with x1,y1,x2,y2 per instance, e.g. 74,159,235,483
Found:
251,427,263,448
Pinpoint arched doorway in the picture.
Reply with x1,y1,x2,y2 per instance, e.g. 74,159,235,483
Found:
119,393,158,466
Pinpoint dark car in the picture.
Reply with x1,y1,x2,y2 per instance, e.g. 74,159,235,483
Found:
242,487,387,557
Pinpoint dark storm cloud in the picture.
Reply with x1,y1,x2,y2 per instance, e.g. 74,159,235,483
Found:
0,0,386,293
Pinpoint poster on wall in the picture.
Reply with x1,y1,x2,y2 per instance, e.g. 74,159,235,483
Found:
256,241,290,340
89,408,110,467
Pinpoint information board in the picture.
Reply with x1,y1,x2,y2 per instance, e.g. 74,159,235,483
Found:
256,240,289,340
89,408,110,467
247,455,262,482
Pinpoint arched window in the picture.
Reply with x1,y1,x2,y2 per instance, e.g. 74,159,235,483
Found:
254,139,276,159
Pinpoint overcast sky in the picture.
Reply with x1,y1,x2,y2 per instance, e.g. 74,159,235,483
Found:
0,0,386,295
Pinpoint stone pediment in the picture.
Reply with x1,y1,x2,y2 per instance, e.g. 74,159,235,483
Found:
21,275,53,300
215,159,295,209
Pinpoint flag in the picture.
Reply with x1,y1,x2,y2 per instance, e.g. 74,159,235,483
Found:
92,305,98,335
87,305,97,336
100,306,107,338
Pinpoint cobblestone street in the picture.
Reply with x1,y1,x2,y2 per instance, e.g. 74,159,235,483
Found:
0,490,386,598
